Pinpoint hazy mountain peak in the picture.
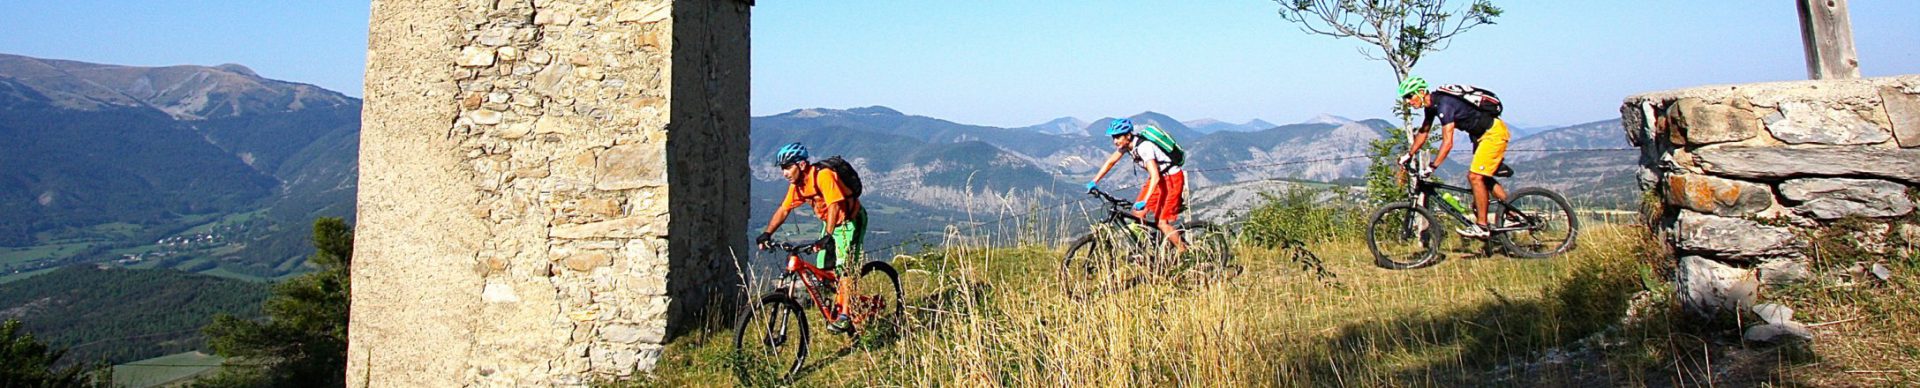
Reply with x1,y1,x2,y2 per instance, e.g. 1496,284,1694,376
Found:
1182,118,1225,127
213,63,259,77
1016,116,1089,136
1303,113,1354,125
0,53,354,120
1243,119,1276,130
847,105,902,116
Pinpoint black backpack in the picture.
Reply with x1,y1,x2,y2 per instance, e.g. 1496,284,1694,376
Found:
1434,84,1504,117
813,156,863,199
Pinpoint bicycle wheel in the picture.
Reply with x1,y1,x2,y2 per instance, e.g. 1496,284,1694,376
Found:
1367,202,1442,269
733,294,808,382
854,261,904,340
1180,221,1234,278
1497,187,1579,258
1060,234,1118,299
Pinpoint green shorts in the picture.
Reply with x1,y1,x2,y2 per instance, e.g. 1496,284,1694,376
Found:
815,207,867,270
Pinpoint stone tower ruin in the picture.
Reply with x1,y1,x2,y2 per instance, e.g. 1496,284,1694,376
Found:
347,0,750,385
1622,75,1919,319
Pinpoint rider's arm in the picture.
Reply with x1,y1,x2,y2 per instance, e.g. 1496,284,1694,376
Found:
816,170,849,231
1430,122,1458,168
1407,114,1436,159
1091,150,1125,184
1138,156,1161,205
763,185,800,235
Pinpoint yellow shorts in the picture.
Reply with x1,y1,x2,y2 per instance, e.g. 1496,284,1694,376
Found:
1469,119,1510,177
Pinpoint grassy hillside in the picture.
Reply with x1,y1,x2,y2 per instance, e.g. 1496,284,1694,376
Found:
640,220,1662,386
0,266,267,365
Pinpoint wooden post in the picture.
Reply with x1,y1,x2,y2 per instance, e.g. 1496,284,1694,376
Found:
1797,0,1861,79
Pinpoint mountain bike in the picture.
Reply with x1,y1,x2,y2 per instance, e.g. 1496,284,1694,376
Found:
1365,160,1577,269
732,241,902,380
1060,188,1234,299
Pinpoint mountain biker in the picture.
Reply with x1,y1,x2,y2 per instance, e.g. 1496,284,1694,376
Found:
1398,75,1511,239
1086,118,1189,253
755,142,867,333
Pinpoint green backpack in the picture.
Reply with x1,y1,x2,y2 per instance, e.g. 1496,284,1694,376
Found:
1134,125,1186,167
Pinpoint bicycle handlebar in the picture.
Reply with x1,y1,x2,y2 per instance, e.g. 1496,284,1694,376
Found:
1086,188,1134,208
761,241,821,255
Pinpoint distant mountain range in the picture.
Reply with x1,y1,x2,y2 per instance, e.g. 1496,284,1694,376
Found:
750,105,1637,251
0,52,1638,278
0,53,358,277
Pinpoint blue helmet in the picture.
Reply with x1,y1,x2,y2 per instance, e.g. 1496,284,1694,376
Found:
774,142,809,167
1106,118,1134,137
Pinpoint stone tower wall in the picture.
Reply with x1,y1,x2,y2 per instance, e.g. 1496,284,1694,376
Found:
1620,75,1919,317
348,0,748,386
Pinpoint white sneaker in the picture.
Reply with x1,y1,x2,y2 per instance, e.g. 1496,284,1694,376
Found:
1456,224,1490,239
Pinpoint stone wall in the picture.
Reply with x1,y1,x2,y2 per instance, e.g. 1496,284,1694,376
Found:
348,0,749,386
1621,75,1920,318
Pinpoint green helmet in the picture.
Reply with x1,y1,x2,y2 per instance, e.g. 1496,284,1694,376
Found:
1397,76,1429,98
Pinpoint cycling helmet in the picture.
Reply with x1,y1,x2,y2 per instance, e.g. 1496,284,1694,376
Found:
773,142,809,167
1398,75,1429,99
1105,118,1134,137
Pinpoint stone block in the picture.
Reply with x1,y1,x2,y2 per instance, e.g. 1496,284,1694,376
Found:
1675,210,1799,259
595,143,666,190
1881,84,1920,148
1756,259,1811,285
617,4,669,24
1778,178,1915,220
1693,145,1920,185
1620,100,1654,147
459,46,497,67
470,109,504,125
1764,101,1891,145
1667,98,1759,145
550,216,659,239
1665,174,1773,216
598,323,644,344
576,198,622,217
588,345,639,375
563,251,612,272
1677,256,1758,319
482,282,520,303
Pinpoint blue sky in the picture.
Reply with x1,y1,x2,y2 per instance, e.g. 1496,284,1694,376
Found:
3,1,1915,128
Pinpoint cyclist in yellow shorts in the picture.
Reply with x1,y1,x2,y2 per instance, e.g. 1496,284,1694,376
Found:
1397,76,1510,239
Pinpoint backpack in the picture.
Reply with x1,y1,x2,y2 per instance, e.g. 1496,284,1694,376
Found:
813,156,863,199
1434,84,1504,117
1133,125,1186,167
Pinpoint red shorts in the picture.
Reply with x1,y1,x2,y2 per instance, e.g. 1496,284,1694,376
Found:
1136,170,1186,222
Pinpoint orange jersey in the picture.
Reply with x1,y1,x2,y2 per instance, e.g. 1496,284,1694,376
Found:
780,167,858,217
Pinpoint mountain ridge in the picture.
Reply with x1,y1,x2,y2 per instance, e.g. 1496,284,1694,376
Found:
0,53,359,278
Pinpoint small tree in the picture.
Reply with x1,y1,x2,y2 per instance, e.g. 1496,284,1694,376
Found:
2,319,108,387
1271,0,1502,203
1272,0,1503,99
200,218,352,387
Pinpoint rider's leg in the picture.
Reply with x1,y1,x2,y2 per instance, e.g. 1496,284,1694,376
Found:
831,208,867,319
1466,119,1511,228
1157,171,1189,253
1469,173,1492,227
1157,218,1187,253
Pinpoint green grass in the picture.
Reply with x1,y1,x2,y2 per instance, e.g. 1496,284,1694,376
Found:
112,351,225,388
198,266,273,283
0,242,93,266
0,267,60,285
636,222,1654,386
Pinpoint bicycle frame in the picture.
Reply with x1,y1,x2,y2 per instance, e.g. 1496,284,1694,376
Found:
1404,170,1538,235
768,242,885,327
1086,188,1169,245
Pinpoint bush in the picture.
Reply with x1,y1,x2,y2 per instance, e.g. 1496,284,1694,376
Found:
1239,187,1366,247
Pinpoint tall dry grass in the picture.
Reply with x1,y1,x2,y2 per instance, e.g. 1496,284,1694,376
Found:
638,212,1660,387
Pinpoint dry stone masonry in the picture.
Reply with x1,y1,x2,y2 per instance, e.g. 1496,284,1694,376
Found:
1622,75,1920,319
349,0,749,386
